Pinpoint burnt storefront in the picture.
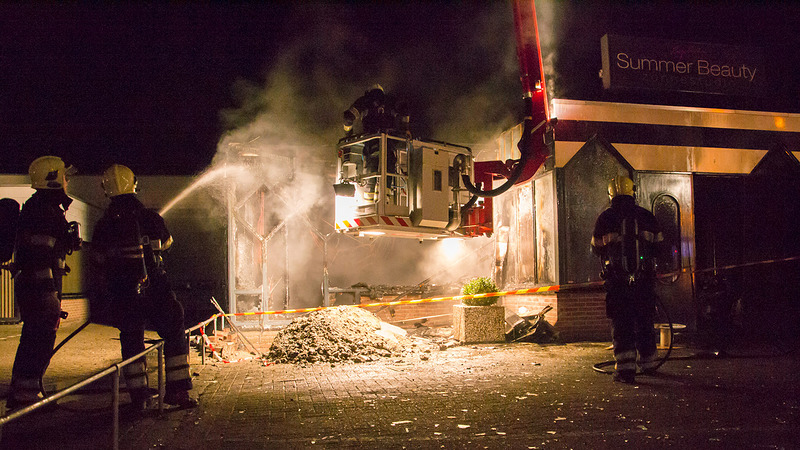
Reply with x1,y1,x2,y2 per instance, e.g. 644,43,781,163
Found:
492,100,800,341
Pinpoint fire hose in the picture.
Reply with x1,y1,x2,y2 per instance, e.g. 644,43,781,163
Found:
592,254,800,375
591,295,674,376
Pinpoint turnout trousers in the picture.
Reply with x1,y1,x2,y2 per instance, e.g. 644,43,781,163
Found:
10,283,62,404
111,276,192,402
605,279,659,377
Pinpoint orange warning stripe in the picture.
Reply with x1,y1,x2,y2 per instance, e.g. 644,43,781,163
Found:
336,215,412,230
198,327,224,361
197,323,257,364
218,283,576,317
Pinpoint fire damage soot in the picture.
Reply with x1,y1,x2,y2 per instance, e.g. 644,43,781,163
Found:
267,307,433,365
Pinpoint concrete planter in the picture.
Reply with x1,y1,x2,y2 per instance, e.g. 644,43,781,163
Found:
452,304,506,343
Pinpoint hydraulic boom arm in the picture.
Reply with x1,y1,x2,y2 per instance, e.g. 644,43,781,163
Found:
461,0,552,198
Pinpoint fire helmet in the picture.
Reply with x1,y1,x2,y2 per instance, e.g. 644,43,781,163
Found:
29,156,75,190
102,164,137,197
608,176,635,199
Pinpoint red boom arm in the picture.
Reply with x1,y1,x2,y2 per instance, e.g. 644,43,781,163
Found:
461,0,552,237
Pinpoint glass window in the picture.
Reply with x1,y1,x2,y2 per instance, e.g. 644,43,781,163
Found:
433,170,442,191
652,194,681,282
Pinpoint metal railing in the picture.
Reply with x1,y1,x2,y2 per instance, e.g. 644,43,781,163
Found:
0,312,222,449
0,341,164,450
187,314,222,365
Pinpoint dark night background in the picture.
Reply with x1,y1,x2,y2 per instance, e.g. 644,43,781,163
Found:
1,1,799,176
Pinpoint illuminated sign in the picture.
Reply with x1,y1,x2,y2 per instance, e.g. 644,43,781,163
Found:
601,34,766,96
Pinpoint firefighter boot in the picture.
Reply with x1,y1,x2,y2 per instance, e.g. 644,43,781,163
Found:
126,387,155,414
6,377,41,411
164,389,198,410
5,395,39,412
612,370,636,384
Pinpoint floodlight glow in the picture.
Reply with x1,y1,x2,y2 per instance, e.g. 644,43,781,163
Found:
440,235,465,261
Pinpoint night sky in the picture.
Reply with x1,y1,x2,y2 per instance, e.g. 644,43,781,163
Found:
2,1,799,176
1,3,300,175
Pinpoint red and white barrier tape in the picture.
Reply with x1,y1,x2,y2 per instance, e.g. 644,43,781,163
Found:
187,254,800,320
197,326,256,364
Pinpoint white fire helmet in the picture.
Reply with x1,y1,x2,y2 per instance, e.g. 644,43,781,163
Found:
29,156,75,191
102,164,137,197
608,176,635,199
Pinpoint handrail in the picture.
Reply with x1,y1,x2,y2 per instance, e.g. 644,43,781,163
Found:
186,314,218,334
1,340,164,450
0,312,220,448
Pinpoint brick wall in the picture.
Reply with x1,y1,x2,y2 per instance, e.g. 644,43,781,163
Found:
61,297,90,324
325,289,611,342
501,290,611,342
360,297,458,328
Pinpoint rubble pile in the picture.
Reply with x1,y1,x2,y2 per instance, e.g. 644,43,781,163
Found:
268,306,423,365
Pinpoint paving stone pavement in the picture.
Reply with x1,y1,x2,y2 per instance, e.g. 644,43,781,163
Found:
0,320,798,449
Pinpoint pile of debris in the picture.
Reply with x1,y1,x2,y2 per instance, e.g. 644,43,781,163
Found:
268,306,432,365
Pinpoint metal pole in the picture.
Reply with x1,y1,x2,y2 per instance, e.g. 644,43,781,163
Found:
157,344,164,413
323,235,329,307
226,177,237,324
262,236,269,315
112,366,120,450
210,297,264,358
284,223,289,310
200,330,206,365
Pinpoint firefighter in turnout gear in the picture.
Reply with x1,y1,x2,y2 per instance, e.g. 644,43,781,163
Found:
591,176,664,384
342,85,411,200
91,164,196,411
342,84,410,137
8,156,81,409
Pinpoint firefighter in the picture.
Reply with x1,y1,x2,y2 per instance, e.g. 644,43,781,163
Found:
91,164,196,411
591,176,664,384
342,84,410,137
342,85,410,199
8,156,81,409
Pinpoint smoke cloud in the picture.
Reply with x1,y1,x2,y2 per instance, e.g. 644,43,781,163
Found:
189,3,530,307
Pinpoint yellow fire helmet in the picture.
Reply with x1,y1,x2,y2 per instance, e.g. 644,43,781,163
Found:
29,155,75,190
608,175,635,199
102,164,137,197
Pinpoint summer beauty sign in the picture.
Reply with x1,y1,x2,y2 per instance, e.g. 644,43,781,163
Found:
601,34,766,96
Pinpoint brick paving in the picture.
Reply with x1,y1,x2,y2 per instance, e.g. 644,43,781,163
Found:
0,319,798,449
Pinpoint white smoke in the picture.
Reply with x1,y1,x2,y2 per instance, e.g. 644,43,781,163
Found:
197,3,536,304
534,0,561,106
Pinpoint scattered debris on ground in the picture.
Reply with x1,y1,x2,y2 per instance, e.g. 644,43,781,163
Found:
191,329,260,363
267,306,447,365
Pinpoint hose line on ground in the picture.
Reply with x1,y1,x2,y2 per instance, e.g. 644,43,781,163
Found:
592,296,674,375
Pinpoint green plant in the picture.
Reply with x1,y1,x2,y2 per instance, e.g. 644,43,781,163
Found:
460,277,499,306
